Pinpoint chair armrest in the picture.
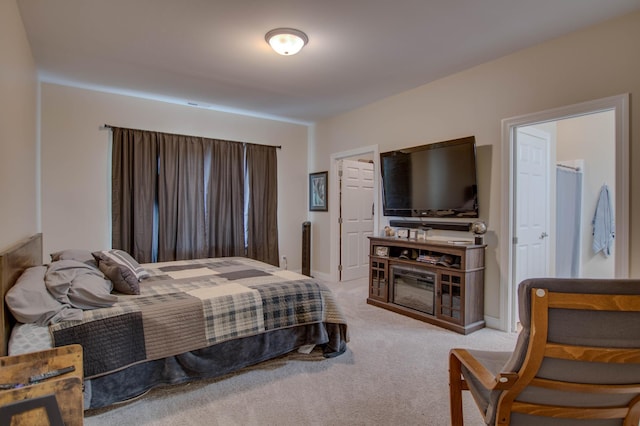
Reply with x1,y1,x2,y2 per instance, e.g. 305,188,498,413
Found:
450,348,518,390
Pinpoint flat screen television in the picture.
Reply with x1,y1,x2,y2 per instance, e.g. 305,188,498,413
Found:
380,136,479,218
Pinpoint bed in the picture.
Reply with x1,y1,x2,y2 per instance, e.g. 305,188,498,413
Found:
0,234,348,410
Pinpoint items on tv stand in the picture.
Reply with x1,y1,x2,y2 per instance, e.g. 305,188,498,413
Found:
368,236,485,334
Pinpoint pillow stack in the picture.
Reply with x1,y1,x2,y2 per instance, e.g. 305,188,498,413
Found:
5,248,151,327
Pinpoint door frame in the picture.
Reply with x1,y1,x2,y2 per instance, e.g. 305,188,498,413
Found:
500,94,629,332
330,145,380,282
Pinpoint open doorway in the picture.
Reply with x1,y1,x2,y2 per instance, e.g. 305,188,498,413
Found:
501,94,629,332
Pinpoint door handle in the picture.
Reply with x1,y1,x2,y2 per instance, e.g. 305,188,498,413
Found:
539,232,549,239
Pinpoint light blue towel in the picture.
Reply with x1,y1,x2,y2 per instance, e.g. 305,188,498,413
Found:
592,184,615,257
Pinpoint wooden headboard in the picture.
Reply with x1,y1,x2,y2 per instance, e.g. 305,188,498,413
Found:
0,233,43,356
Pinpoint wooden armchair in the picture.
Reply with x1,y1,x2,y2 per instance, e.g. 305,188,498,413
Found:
449,278,640,425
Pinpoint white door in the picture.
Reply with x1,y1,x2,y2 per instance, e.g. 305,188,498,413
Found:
340,160,374,281
513,126,550,320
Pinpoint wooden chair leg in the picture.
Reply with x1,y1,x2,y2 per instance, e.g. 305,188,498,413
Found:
449,351,464,426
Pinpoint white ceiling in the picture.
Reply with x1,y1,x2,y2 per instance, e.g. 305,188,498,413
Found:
17,0,640,124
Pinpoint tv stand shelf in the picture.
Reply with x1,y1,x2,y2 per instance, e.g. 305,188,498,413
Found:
388,220,472,232
368,236,485,334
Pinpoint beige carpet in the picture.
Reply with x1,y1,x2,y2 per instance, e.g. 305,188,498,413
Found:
84,277,517,425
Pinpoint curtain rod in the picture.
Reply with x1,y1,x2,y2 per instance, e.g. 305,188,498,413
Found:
101,124,282,149
557,163,581,171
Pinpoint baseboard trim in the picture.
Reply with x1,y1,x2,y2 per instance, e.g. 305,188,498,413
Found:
484,315,504,331
311,270,332,282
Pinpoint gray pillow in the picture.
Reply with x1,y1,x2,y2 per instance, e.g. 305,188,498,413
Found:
45,260,118,309
50,249,98,268
5,265,83,325
92,249,149,295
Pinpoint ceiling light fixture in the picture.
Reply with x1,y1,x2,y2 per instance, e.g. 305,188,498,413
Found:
265,28,308,56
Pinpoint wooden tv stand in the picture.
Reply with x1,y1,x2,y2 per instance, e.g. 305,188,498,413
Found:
368,236,485,334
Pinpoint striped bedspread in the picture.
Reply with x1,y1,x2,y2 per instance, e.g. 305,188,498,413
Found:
50,257,347,378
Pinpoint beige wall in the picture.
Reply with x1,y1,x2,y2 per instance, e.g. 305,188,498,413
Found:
0,0,38,250
312,12,640,323
40,83,309,269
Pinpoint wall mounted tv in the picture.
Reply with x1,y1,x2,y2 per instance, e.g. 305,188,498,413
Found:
380,136,479,218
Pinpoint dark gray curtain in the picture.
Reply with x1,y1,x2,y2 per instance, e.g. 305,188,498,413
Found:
246,144,279,266
111,128,158,263
207,140,245,257
157,135,207,261
112,127,263,263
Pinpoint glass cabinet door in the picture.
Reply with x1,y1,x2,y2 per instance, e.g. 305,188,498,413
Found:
438,273,462,323
369,257,388,302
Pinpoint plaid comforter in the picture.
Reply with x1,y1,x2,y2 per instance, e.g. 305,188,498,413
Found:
50,257,348,378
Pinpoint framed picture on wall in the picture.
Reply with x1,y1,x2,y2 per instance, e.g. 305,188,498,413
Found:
309,171,328,211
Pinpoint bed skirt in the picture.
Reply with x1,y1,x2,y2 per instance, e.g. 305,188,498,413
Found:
86,322,347,409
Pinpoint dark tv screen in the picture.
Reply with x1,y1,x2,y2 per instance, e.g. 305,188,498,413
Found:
380,136,479,218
